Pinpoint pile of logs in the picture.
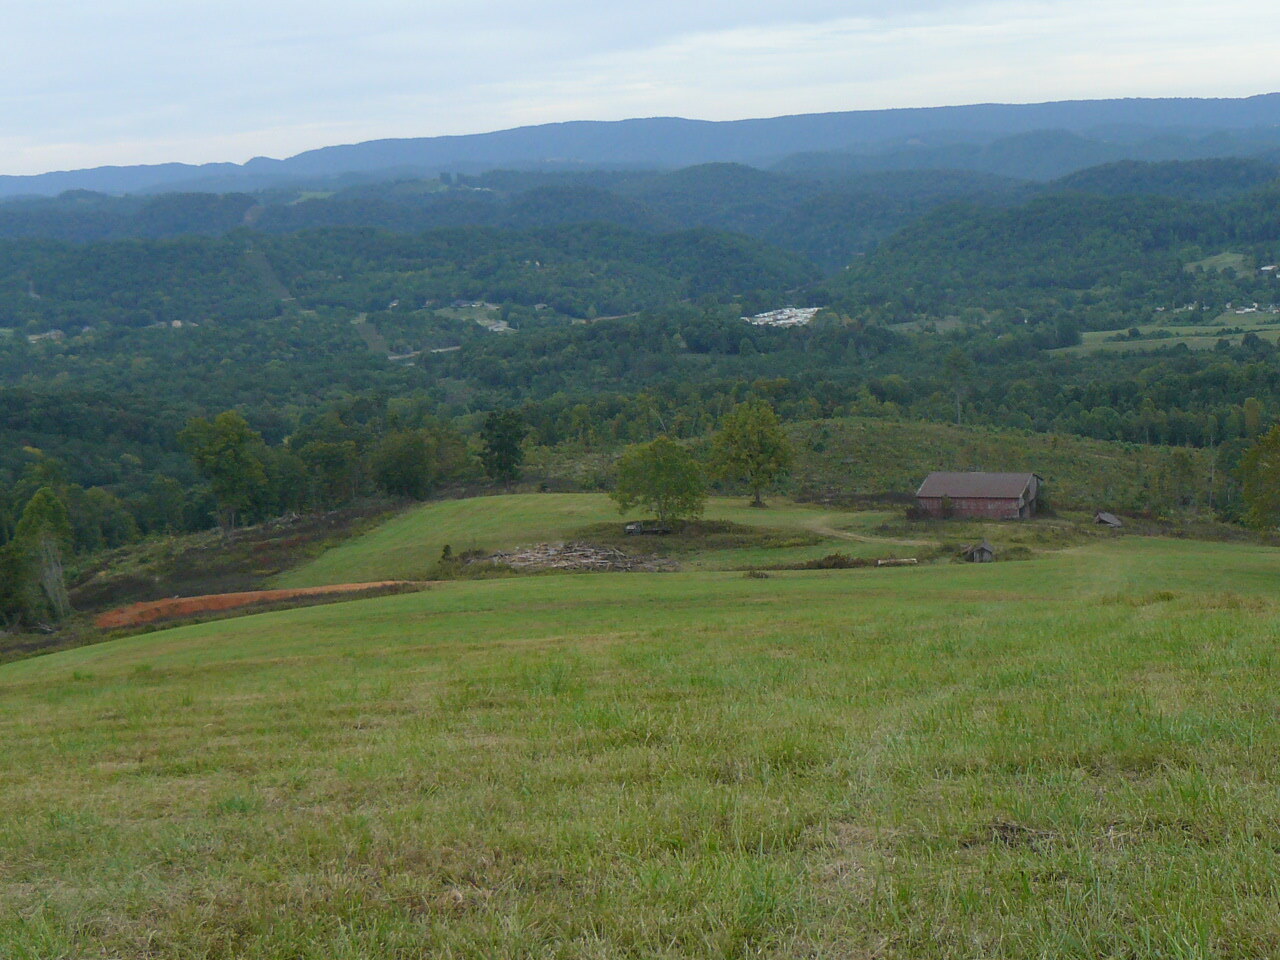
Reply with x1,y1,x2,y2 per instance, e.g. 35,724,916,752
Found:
477,542,678,573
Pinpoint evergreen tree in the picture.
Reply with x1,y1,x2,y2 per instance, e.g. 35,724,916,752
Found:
480,410,528,483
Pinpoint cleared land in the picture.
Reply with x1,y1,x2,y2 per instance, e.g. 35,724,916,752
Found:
94,581,423,630
786,419,1206,513
4,512,1280,956
276,495,921,587
533,419,1209,518
1053,320,1280,356
1184,251,1251,277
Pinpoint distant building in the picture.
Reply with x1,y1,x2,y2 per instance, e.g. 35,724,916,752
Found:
915,472,1042,520
961,540,996,563
741,307,820,328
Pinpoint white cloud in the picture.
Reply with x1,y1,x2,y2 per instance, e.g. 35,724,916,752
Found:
1,0,1277,174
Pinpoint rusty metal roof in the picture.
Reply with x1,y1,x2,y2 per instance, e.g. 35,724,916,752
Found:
916,472,1038,499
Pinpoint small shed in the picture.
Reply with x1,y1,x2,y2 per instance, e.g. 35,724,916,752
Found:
961,540,996,563
1094,511,1123,528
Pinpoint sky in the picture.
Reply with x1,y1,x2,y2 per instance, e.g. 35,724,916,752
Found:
2,0,1278,176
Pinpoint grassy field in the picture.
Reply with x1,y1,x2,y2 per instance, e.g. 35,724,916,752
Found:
1053,321,1280,356
5,523,1280,957
275,495,929,587
1184,252,1251,277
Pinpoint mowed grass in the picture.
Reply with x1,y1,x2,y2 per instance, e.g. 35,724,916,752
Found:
276,494,907,586
5,536,1280,957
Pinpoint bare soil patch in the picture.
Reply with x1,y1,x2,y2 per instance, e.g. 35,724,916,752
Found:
96,581,423,630
477,543,678,573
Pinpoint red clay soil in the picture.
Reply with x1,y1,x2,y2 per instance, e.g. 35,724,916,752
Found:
95,582,422,630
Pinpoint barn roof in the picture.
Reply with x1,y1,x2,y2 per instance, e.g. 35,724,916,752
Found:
916,472,1039,499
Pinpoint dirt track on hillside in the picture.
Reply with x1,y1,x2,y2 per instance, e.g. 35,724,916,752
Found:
95,582,423,630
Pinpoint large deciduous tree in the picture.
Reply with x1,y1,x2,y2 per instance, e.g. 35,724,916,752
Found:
711,398,793,507
178,411,268,534
611,436,706,524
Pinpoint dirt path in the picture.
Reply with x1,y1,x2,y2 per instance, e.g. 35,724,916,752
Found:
95,581,424,630
804,520,935,548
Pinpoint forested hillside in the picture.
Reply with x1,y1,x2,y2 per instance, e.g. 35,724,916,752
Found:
0,164,1029,270
4,154,1280,605
822,189,1280,325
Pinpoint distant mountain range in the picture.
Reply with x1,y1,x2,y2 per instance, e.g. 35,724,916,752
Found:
4,94,1280,198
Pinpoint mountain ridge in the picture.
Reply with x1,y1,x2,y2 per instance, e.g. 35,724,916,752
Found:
4,93,1280,198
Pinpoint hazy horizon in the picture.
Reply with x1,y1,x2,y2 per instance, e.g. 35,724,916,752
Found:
4,0,1280,176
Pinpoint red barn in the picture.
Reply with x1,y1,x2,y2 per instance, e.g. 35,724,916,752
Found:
915,472,1042,520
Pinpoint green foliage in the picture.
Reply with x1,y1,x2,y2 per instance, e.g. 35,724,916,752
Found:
611,436,707,523
178,411,268,532
13,486,74,623
4,160,1280,550
711,399,794,506
14,485,73,550
1240,425,1280,528
480,410,528,483
0,543,23,627
370,431,434,499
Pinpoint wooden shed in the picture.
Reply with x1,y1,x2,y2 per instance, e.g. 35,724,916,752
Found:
961,540,996,563
916,472,1042,520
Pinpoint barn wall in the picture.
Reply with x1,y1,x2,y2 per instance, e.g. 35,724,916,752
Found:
917,496,1026,519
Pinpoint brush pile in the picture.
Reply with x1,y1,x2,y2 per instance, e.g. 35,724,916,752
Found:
477,542,678,572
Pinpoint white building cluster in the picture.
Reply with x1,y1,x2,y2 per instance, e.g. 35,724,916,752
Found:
741,307,820,328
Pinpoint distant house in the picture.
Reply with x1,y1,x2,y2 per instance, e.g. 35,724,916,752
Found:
961,540,996,563
916,472,1042,520
1094,511,1123,528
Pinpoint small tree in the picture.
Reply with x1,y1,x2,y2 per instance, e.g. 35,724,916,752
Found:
14,486,74,624
711,398,793,507
611,436,706,524
480,410,527,483
1241,424,1280,527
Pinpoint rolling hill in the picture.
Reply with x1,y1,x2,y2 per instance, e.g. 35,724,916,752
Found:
4,520,1280,956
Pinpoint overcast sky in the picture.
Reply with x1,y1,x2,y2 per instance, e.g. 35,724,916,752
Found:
2,0,1278,175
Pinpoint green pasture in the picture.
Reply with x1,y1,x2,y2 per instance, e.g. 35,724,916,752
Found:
1053,320,1280,356
1184,251,1251,277
5,533,1280,957
275,494,917,586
